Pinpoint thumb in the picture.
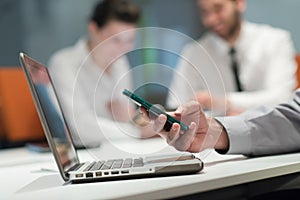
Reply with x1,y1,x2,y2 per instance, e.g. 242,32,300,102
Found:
174,105,183,116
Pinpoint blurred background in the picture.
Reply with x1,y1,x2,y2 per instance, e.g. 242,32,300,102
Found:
1,0,300,105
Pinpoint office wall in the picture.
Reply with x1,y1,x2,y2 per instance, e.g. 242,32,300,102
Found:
0,0,23,66
18,0,99,66
1,0,299,66
245,0,300,53
0,0,299,104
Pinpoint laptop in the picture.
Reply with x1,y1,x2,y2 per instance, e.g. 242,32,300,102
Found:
19,52,203,183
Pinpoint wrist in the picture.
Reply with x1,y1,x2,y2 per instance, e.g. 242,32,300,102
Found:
212,119,229,153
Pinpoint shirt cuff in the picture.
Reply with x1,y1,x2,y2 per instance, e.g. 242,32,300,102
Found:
215,116,252,155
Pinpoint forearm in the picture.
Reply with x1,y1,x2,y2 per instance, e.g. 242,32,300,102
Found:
215,115,252,155
216,90,300,156
228,86,295,110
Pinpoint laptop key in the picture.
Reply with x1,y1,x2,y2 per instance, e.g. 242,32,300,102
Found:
68,163,85,172
83,161,96,172
122,158,132,168
133,158,144,167
112,159,124,169
90,161,104,171
101,160,114,170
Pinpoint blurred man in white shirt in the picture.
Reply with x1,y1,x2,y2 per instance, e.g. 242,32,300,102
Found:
49,0,155,147
167,0,297,116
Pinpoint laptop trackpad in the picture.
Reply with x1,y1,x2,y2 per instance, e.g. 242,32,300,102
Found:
145,154,198,164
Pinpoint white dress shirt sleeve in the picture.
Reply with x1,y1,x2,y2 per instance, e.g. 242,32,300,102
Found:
166,43,210,109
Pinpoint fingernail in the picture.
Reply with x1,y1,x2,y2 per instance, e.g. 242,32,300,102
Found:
189,122,196,129
159,115,164,123
172,125,178,131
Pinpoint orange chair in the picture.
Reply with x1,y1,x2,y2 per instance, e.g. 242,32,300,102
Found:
295,54,300,89
0,67,45,147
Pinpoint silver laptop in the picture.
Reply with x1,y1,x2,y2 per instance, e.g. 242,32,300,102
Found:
19,52,203,183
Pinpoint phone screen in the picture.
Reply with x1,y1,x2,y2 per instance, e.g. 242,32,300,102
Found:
123,89,189,131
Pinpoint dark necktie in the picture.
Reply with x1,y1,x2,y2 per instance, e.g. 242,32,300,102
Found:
229,47,243,92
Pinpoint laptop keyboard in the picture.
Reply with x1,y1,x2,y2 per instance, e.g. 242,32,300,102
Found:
83,158,144,172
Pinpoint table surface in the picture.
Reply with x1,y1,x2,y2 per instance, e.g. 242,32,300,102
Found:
1,137,300,200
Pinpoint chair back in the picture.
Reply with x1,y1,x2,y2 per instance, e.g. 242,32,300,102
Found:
0,67,45,146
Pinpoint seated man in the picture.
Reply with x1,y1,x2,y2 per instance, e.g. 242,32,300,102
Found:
48,0,155,147
167,0,297,116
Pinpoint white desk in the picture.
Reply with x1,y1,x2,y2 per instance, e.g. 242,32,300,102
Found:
1,137,300,200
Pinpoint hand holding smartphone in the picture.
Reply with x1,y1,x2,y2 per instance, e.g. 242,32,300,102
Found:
123,89,189,132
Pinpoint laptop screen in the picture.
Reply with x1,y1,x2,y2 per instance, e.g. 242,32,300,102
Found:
20,53,79,177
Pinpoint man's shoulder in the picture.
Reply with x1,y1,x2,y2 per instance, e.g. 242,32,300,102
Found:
48,39,87,67
181,34,211,52
50,47,75,61
245,21,290,38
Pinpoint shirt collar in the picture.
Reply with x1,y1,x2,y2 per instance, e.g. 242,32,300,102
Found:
235,21,249,54
209,21,249,55
75,37,105,74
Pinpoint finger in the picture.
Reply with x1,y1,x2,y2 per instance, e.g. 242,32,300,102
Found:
166,123,181,145
139,107,150,120
153,114,167,133
174,105,183,116
173,122,197,151
139,106,147,114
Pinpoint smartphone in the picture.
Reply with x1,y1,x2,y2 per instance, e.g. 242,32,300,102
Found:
123,89,189,132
